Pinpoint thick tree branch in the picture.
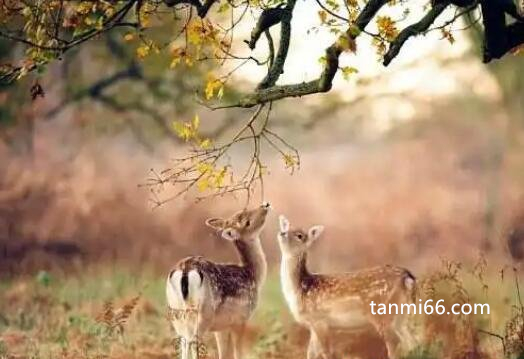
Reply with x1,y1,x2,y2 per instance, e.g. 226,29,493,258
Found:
383,3,450,66
507,20,524,50
354,0,389,31
481,0,524,62
245,5,287,50
216,41,342,108
229,0,390,103
265,30,275,66
256,1,297,89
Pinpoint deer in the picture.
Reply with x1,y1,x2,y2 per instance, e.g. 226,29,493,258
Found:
277,215,417,359
166,202,271,359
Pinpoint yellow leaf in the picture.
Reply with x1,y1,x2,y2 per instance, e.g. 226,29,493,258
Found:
136,44,150,59
282,154,297,169
139,2,154,28
213,167,227,188
185,56,195,67
199,138,212,149
197,178,210,192
170,47,185,68
318,10,328,24
187,20,203,45
204,75,223,100
170,57,181,68
197,162,213,175
172,121,194,141
76,2,93,15
192,114,200,130
217,86,224,100
341,66,358,80
376,16,398,41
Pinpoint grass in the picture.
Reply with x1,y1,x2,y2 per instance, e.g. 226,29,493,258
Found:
0,268,294,359
1,261,524,359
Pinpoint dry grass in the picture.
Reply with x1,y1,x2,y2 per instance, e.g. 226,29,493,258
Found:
2,260,524,359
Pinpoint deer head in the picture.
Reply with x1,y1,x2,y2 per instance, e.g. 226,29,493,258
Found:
277,215,324,257
205,202,271,241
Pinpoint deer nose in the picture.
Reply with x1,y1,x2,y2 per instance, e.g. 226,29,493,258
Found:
261,202,271,209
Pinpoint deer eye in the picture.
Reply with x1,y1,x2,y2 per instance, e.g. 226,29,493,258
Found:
245,220,251,227
297,233,303,240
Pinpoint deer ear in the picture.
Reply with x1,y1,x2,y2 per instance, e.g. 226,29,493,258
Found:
279,215,290,233
205,218,225,230
307,225,324,244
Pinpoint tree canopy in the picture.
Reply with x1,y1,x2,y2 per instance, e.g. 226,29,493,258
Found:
1,0,523,204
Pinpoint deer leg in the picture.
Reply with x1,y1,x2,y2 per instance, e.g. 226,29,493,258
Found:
191,335,207,359
307,328,322,359
309,324,332,359
215,331,231,359
398,317,416,352
393,315,417,355
179,336,190,359
370,319,402,359
231,325,246,359
382,327,402,359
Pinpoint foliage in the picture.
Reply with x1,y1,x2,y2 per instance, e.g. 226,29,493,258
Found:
1,0,523,203
146,104,300,205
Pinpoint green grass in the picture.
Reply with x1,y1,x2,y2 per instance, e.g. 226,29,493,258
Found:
0,264,523,359
0,268,291,359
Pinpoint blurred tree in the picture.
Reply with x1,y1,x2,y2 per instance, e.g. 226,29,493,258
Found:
486,57,524,252
0,10,217,155
461,13,524,251
1,0,523,203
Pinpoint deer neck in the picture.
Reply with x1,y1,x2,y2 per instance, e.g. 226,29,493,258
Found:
281,252,311,294
233,236,267,287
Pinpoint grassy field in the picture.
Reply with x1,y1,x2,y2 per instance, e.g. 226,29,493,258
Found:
1,260,524,359
0,268,296,359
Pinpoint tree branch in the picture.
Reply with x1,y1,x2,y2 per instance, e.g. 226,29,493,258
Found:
383,3,450,66
481,0,524,62
354,0,389,31
216,0,394,106
507,20,524,50
256,1,296,89
230,0,390,104
219,42,342,108
245,5,287,50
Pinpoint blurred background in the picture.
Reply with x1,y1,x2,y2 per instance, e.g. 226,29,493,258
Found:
1,8,524,275
1,6,524,358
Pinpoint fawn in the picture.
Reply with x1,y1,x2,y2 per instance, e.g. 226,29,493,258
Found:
277,215,417,359
166,203,271,359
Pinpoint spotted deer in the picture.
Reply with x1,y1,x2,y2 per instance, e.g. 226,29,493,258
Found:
277,215,417,359
166,203,271,359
